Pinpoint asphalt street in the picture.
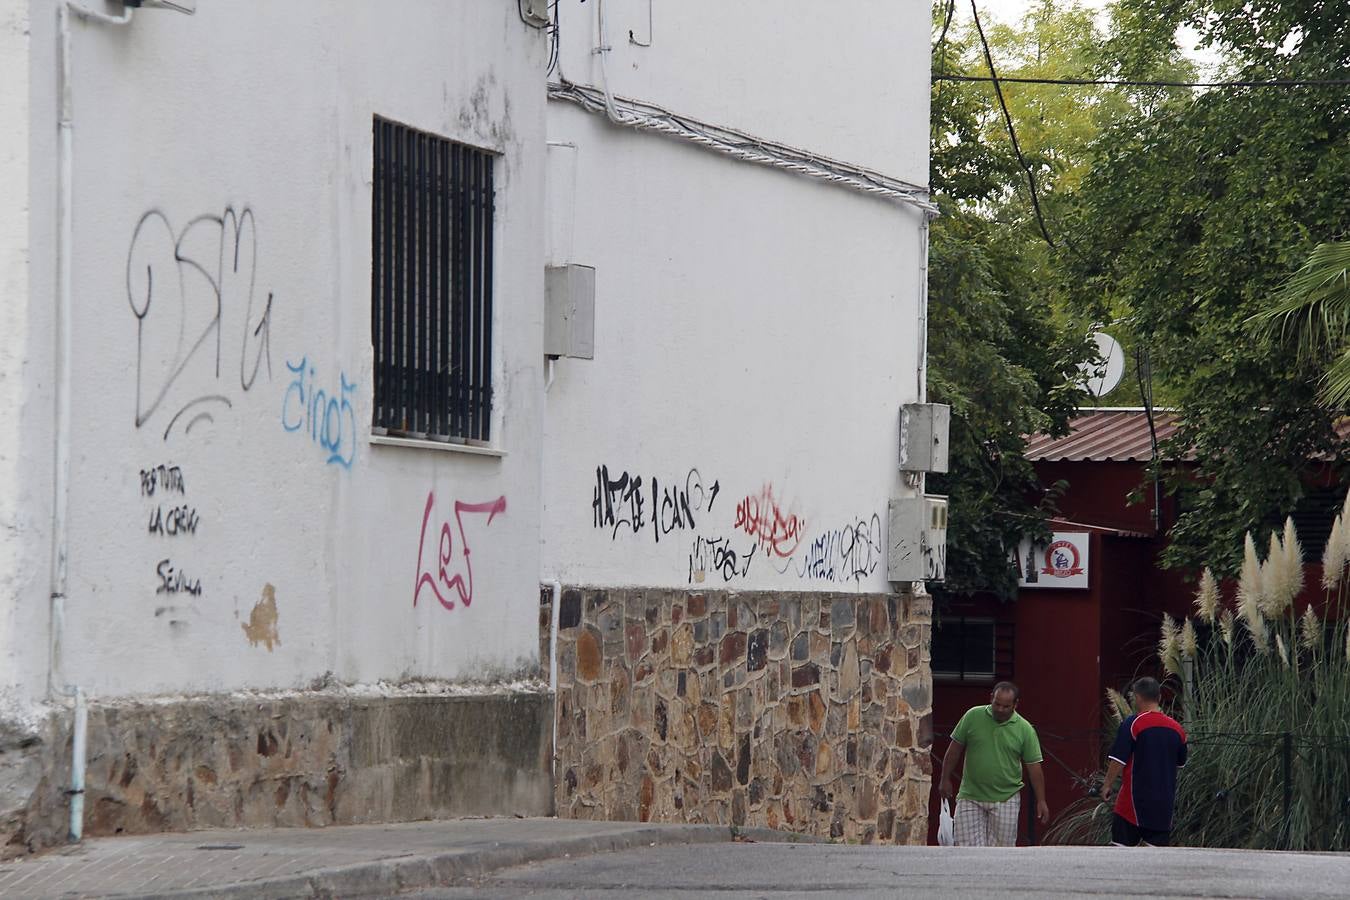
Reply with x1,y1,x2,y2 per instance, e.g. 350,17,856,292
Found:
411,841,1350,899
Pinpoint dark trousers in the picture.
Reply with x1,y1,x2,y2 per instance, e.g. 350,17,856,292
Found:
1112,813,1170,847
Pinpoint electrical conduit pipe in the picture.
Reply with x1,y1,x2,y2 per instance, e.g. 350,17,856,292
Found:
54,1,134,842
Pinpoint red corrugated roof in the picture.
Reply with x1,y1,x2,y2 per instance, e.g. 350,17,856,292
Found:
1026,408,1350,463
1025,408,1181,462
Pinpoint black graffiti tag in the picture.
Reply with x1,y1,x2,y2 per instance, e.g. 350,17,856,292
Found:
593,464,720,543
126,206,274,441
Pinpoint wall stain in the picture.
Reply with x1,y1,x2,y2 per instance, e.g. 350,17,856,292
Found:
242,584,281,651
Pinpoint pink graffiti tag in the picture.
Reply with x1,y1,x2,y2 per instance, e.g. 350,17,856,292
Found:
733,485,806,559
413,492,507,611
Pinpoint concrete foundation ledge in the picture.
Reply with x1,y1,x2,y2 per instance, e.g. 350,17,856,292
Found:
145,825,808,899
0,818,827,899
1,687,553,857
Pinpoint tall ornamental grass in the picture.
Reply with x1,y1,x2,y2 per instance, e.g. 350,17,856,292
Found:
1048,497,1350,850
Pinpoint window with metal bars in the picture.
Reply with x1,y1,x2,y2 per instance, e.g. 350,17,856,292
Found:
371,116,495,443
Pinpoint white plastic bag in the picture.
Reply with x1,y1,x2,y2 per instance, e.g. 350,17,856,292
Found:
938,799,955,846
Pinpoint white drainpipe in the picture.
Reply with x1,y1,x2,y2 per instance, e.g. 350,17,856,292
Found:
53,1,135,843
69,688,88,841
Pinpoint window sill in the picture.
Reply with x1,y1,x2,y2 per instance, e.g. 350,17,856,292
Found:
369,434,507,459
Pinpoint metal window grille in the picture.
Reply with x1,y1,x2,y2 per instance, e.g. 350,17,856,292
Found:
371,116,494,443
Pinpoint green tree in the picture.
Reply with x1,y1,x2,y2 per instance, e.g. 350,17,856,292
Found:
1063,0,1350,574
927,2,1095,599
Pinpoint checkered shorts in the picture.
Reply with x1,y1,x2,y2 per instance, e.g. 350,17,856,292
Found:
954,795,1021,847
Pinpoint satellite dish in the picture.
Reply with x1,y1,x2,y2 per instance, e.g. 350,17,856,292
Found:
1079,332,1125,398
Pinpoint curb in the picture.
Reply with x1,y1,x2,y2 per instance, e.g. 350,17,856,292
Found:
128,824,825,899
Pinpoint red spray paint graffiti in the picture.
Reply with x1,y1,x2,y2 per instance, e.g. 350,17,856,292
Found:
733,485,806,559
413,491,507,611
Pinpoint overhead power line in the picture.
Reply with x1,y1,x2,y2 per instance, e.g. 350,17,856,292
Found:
967,0,1059,250
944,1,1349,252
934,73,1350,89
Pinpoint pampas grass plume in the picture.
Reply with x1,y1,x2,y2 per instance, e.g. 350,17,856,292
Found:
1261,532,1286,617
1281,517,1304,611
1105,688,1130,723
1195,568,1220,624
1159,614,1182,675
1324,515,1346,591
1239,532,1265,621
1181,618,1199,659
1299,606,1321,652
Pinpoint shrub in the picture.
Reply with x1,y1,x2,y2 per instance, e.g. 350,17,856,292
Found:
1048,503,1350,850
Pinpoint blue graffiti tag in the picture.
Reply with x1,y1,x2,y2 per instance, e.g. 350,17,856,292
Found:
282,357,357,469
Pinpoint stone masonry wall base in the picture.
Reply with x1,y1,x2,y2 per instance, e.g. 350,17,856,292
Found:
544,587,934,844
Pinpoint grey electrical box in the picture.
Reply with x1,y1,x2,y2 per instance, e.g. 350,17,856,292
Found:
520,0,551,27
899,403,950,474
887,495,948,582
545,264,595,360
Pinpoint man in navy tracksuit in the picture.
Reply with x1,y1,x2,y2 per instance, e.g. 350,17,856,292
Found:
1100,676,1188,847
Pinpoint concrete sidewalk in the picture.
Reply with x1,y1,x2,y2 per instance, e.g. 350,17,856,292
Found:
0,817,814,899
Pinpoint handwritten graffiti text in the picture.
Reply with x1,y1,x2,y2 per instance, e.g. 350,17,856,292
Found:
797,513,884,584
156,558,202,596
688,535,758,584
734,485,806,558
148,504,200,537
592,465,720,543
413,491,508,611
141,465,204,595
282,357,358,469
140,464,185,497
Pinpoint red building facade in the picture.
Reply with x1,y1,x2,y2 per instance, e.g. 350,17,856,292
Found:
927,408,1342,844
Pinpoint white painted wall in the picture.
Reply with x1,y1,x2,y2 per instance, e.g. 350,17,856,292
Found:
551,0,931,184
1,0,50,715
541,1,931,593
5,0,549,702
2,0,932,707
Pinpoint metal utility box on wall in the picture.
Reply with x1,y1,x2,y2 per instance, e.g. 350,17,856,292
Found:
519,0,551,27
887,495,948,582
899,403,950,473
545,264,596,360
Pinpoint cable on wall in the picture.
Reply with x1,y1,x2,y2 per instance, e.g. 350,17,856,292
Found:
548,81,938,217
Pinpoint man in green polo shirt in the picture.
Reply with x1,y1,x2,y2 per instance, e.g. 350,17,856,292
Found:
938,681,1049,846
